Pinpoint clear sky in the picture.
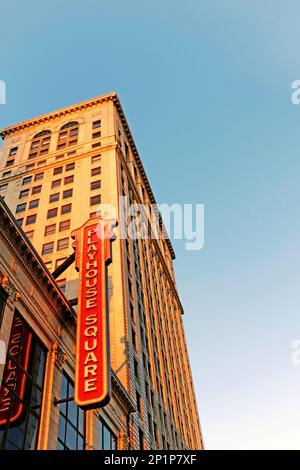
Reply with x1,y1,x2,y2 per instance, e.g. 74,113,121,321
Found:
1,0,300,450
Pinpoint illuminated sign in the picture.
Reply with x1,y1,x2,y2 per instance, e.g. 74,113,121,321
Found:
0,313,32,427
71,217,116,409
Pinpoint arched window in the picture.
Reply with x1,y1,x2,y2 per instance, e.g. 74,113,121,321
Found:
57,121,79,150
29,130,51,159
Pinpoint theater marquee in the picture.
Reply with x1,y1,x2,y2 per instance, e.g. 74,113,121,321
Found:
71,217,116,410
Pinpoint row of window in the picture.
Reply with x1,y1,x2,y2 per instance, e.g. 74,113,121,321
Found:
6,121,101,166
42,238,69,254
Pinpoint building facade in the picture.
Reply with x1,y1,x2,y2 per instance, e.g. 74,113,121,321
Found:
0,93,204,450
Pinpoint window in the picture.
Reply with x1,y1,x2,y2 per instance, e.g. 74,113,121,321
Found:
91,180,101,190
56,258,67,269
64,175,74,185
26,214,37,225
139,429,145,450
91,154,101,163
22,176,32,185
42,242,54,255
90,212,97,218
50,193,59,203
0,286,8,328
57,373,84,450
47,208,58,219
6,159,14,167
92,131,101,139
44,261,52,270
63,189,72,199
44,224,56,236
16,218,23,226
29,130,51,159
16,203,26,213
37,160,46,167
52,179,61,189
59,220,70,232
19,189,29,198
26,164,35,171
57,238,69,251
92,120,101,129
57,279,66,294
66,162,75,172
0,310,46,450
25,230,34,239
9,147,18,156
29,199,39,209
61,204,71,215
32,185,42,195
55,154,64,161
2,171,11,178
90,195,101,206
91,142,101,148
98,418,117,450
91,167,101,176
53,166,63,175
34,172,43,181
57,122,79,150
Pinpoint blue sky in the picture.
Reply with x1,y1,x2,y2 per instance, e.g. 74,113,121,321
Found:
1,0,300,449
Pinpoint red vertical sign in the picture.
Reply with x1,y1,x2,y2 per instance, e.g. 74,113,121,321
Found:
0,313,33,427
71,217,116,409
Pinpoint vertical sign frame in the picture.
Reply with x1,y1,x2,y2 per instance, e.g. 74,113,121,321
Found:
71,217,116,410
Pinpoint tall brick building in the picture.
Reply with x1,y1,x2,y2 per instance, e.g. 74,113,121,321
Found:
0,93,204,450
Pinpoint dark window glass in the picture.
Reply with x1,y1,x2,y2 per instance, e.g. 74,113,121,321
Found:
59,220,70,232
61,204,71,215
22,176,32,185
57,238,69,251
65,163,75,172
9,147,18,156
98,418,117,450
29,131,51,159
47,208,58,219
92,120,101,129
57,122,79,150
0,311,46,450
91,154,101,163
34,173,43,181
51,180,61,189
90,195,101,206
16,203,26,213
26,214,37,225
44,224,56,236
91,181,101,190
42,242,54,255
64,176,74,185
63,189,72,199
32,186,42,195
29,199,39,209
91,167,101,176
50,193,59,203
0,286,8,328
6,159,14,167
57,373,84,450
19,189,29,199
53,167,63,175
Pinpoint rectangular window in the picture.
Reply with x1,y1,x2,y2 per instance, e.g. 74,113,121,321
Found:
92,120,101,129
42,242,54,255
92,131,101,139
56,373,84,450
22,176,32,185
25,230,34,239
91,154,101,163
66,162,75,172
91,180,101,190
52,179,61,189
91,167,101,176
37,159,46,167
44,224,56,236
61,204,71,215
29,199,39,209
16,218,24,226
59,220,70,232
47,208,58,219
6,159,14,167
55,154,64,161
57,238,69,251
34,172,43,181
19,189,29,198
16,203,26,213
26,164,35,171
53,166,63,175
0,183,8,191
90,212,97,218
64,175,74,185
57,279,66,293
63,189,73,199
98,418,117,450
91,142,101,148
90,195,101,206
0,310,46,449
32,185,42,195
2,171,11,178
50,193,60,203
9,147,18,156
26,214,37,225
